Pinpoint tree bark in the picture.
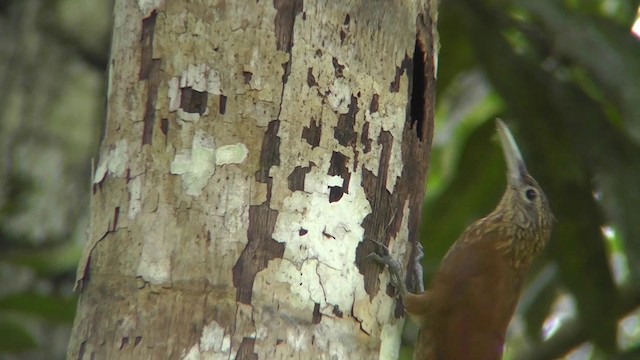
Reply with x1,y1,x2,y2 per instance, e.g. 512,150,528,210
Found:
68,1,437,359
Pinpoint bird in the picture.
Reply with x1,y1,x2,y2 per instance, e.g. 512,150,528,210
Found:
370,119,554,359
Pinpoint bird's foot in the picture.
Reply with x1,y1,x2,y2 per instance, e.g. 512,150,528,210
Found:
409,243,425,294
366,238,408,296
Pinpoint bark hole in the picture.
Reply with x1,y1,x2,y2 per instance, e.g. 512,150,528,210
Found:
328,186,343,202
243,71,253,84
410,39,427,141
219,95,227,114
180,87,208,115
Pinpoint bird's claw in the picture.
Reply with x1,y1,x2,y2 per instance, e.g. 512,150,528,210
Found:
366,238,408,296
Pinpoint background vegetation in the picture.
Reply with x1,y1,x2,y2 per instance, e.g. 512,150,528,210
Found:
0,0,638,359
413,0,640,358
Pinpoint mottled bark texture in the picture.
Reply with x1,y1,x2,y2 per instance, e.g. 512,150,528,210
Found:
68,0,437,359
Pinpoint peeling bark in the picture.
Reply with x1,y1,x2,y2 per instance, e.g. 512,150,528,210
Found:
68,0,438,359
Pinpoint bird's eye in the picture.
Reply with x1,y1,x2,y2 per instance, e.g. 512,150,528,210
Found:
524,188,537,201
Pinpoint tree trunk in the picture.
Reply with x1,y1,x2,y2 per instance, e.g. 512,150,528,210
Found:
67,1,437,359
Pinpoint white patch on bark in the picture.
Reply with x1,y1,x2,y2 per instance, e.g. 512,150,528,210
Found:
170,129,216,196
240,99,275,127
177,109,202,123
302,174,343,194
182,345,199,360
286,326,309,352
137,206,175,285
168,77,181,112
245,47,289,102
326,78,352,114
379,320,404,360
128,175,142,220
272,168,371,313
93,139,129,184
137,0,164,16
313,319,363,359
206,171,251,235
200,321,231,354
180,63,222,95
275,260,324,309
215,143,248,165
107,64,114,100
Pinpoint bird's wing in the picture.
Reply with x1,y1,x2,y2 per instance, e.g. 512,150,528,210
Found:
414,225,523,360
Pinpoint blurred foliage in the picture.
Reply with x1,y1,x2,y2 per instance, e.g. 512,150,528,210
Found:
413,0,640,358
0,320,37,353
0,243,81,357
0,0,110,358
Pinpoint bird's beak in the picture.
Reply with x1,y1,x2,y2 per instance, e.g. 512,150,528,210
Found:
496,119,528,185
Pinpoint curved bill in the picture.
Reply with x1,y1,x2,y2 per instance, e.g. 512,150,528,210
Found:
496,119,529,184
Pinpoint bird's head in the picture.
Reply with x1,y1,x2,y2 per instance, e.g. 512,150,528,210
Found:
495,120,554,260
